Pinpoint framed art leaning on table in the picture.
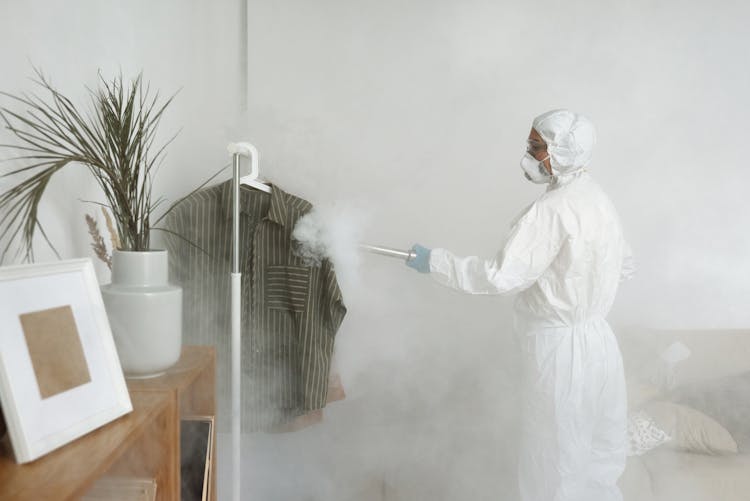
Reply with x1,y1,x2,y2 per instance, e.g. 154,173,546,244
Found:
0,259,132,463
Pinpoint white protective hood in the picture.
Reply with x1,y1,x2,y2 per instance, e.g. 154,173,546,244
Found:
532,109,596,176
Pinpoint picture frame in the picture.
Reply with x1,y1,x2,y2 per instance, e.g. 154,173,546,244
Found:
181,415,215,501
0,258,132,463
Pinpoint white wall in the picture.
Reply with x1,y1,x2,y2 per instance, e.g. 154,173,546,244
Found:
0,0,243,275
240,0,750,332
2,1,749,500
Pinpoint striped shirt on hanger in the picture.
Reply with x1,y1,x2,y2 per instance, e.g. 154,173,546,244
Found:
163,180,346,431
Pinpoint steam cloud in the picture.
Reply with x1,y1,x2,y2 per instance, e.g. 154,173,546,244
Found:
291,204,370,296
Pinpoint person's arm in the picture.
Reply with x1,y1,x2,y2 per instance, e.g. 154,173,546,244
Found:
428,202,563,295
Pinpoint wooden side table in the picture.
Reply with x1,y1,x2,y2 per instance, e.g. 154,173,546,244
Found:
0,346,216,501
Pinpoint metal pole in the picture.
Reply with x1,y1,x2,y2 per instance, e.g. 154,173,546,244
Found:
233,155,241,274
231,153,242,501
359,243,416,261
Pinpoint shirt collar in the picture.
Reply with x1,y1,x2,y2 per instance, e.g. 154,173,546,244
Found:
221,180,288,226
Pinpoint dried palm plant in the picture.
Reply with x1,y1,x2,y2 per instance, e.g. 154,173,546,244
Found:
102,206,121,251
0,68,178,262
85,213,112,269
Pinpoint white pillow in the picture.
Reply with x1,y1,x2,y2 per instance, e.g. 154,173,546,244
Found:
644,401,739,455
627,410,671,456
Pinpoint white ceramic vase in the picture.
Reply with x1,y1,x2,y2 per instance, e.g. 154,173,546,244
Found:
101,250,182,378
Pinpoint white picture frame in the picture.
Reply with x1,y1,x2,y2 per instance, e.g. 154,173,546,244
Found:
0,258,132,463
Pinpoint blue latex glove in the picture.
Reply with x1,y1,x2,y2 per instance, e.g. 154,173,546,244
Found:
406,244,431,273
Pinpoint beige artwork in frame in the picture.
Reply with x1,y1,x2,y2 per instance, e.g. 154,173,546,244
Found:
0,259,132,463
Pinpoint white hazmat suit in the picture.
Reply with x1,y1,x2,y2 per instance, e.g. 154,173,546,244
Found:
429,110,633,501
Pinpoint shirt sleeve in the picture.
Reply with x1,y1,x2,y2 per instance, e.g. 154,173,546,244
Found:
428,202,563,295
319,258,347,334
162,202,194,288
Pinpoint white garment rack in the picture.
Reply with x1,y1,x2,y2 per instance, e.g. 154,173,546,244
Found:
227,143,245,501
226,143,415,501
227,141,270,501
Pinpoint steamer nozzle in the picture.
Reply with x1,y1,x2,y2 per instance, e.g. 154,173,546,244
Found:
359,244,417,262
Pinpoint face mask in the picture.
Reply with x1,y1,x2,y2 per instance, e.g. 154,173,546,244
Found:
520,152,551,184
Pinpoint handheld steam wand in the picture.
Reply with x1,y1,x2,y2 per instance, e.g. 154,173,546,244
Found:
359,244,416,262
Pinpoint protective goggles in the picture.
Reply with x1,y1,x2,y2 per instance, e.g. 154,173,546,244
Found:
526,140,547,155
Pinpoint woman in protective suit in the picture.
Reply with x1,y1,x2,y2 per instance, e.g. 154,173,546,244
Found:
406,109,634,501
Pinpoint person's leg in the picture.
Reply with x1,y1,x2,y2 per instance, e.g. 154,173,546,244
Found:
586,327,627,501
517,328,596,501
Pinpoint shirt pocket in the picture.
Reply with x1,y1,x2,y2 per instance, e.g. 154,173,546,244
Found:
265,265,311,313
